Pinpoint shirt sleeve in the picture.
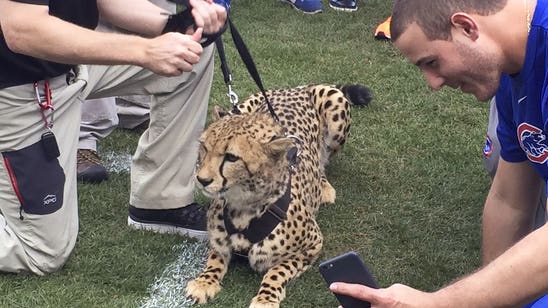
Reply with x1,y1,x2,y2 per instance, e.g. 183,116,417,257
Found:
497,75,528,163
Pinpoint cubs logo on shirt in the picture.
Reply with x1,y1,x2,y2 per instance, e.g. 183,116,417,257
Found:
518,123,548,164
483,134,493,158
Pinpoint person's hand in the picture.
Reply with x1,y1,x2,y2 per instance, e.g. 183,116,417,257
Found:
188,0,227,35
330,282,436,308
141,28,203,76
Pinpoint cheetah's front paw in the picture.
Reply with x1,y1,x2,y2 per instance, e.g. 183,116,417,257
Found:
185,278,221,304
249,295,280,308
320,180,336,204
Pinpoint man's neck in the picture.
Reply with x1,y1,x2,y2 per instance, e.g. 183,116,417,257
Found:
496,0,536,74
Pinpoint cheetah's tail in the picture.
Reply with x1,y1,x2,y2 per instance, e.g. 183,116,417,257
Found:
338,84,373,107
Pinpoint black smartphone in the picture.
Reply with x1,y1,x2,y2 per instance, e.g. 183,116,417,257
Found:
319,251,379,308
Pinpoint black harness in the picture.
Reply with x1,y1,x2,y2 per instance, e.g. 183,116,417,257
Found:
222,146,298,250
223,175,292,244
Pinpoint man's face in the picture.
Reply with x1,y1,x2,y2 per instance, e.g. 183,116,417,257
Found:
394,22,501,102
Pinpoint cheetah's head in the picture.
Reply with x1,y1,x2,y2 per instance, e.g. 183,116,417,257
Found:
196,109,296,207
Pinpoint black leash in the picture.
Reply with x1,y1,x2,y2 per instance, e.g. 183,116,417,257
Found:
216,17,280,123
165,0,278,122
214,38,240,114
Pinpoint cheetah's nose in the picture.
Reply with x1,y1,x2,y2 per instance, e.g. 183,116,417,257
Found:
196,176,213,187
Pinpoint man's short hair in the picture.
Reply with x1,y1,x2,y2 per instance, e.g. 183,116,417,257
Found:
391,0,507,42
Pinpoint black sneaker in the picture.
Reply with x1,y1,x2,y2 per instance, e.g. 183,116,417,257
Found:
77,149,108,183
127,203,208,240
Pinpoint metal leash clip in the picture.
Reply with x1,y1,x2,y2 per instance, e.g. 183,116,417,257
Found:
225,74,240,114
227,83,238,106
34,81,54,128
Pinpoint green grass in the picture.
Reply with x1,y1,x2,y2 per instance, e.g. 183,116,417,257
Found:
0,0,490,307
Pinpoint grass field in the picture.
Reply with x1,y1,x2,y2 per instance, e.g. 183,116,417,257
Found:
0,0,491,307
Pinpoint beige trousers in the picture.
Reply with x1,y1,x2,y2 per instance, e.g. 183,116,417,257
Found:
0,45,214,274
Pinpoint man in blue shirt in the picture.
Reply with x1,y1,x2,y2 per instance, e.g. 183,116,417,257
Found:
331,0,548,306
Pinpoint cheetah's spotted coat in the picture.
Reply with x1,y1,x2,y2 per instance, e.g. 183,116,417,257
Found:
185,84,371,307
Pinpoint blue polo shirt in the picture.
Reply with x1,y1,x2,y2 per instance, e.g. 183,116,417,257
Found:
497,0,548,187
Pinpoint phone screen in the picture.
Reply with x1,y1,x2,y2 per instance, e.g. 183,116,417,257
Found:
319,251,378,308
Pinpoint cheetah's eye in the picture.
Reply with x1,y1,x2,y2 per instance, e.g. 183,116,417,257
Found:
224,153,240,163
198,143,207,158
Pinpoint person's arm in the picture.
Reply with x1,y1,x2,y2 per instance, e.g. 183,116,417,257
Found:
482,159,543,264
98,0,227,37
97,0,170,37
330,161,548,307
0,0,202,76
434,222,548,307
332,223,548,307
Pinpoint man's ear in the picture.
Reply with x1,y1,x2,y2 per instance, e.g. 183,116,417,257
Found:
450,13,479,41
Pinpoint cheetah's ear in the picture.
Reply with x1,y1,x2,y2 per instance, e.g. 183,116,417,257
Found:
211,105,230,121
266,137,295,161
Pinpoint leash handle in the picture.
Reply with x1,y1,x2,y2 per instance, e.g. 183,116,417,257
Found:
165,0,227,47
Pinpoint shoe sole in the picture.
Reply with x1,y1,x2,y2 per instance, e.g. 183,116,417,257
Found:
77,174,108,184
127,217,208,241
328,3,358,12
281,0,323,14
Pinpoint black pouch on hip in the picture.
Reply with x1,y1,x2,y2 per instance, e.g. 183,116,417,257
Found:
2,139,65,216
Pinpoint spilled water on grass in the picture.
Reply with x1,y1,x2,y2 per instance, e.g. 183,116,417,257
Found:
138,241,208,308
102,151,133,173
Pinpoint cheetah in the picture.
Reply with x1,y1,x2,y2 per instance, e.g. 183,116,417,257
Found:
185,84,372,307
